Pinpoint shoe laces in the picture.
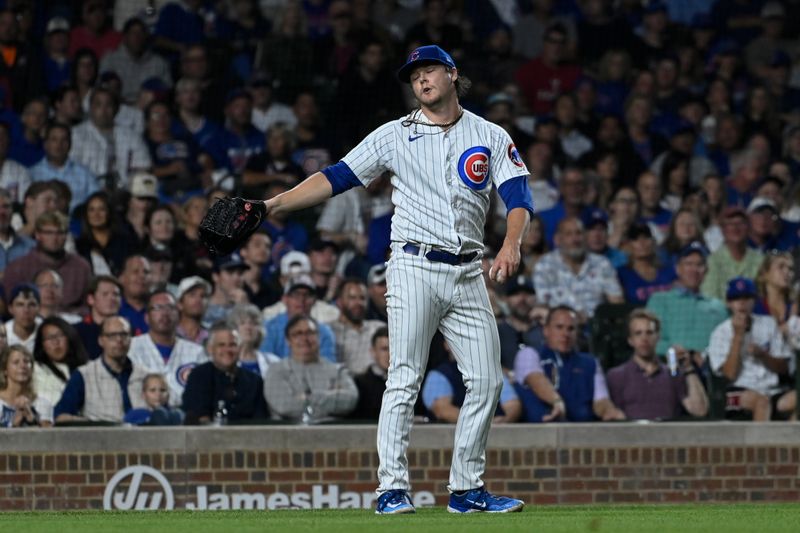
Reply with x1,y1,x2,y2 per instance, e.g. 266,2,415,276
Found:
378,489,408,509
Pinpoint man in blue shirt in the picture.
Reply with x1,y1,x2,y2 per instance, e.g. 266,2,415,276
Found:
261,274,336,361
205,89,264,175
30,123,99,213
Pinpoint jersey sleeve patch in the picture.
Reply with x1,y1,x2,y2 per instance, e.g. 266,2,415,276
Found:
507,143,524,168
457,146,491,190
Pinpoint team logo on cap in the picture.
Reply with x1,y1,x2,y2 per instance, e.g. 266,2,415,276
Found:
457,146,491,190
409,49,420,61
176,363,197,387
507,143,524,168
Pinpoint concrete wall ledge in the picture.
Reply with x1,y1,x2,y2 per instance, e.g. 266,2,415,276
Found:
2,422,799,453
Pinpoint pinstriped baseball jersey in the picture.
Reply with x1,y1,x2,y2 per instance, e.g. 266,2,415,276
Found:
341,110,530,253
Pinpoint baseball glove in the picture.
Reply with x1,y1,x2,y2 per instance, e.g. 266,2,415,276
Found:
199,197,268,255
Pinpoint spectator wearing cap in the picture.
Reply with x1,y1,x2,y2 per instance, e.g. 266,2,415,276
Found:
124,172,159,249
128,289,207,406
647,241,727,356
708,277,795,421
204,253,250,327
3,212,91,314
616,222,675,306
70,87,152,189
43,17,72,93
100,17,172,105
261,275,337,361
5,283,41,352
30,123,99,213
366,263,388,322
240,230,280,309
205,89,264,176
327,278,385,375
68,0,122,60
249,71,297,134
497,275,545,371
514,306,625,423
701,207,764,301
534,217,624,323
118,255,152,335
515,22,581,116
182,321,268,424
308,237,341,302
747,196,800,253
423,338,521,424
607,308,708,421
175,275,211,345
0,123,31,205
9,98,46,167
583,208,627,269
264,315,357,422
0,189,34,272
74,275,122,360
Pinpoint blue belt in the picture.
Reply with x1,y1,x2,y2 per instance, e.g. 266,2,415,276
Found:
402,243,478,265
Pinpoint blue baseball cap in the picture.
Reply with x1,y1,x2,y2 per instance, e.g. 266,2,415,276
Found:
582,208,608,229
726,277,756,300
677,241,709,261
397,45,456,83
214,252,248,272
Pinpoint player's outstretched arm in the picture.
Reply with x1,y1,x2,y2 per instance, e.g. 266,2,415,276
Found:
265,172,333,216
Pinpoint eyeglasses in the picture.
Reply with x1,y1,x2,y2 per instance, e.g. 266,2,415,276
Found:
101,331,130,339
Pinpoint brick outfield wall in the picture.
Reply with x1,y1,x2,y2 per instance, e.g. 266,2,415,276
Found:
3,445,800,510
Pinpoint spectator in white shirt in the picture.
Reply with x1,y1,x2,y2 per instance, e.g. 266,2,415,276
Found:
0,122,31,203
70,87,151,189
708,277,795,421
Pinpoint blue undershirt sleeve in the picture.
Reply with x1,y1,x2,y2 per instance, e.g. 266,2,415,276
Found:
321,161,363,196
497,175,535,218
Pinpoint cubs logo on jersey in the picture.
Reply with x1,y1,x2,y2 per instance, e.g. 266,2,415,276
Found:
457,146,491,190
176,363,197,387
507,143,524,168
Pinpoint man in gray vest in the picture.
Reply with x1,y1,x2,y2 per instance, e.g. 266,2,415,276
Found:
54,316,148,423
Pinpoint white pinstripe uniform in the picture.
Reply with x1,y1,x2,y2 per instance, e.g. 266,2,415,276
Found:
339,109,531,494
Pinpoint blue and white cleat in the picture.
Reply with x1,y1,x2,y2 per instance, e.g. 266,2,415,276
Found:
375,489,416,515
447,487,524,513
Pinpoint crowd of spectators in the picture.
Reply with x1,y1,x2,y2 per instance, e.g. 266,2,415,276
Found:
1,0,800,427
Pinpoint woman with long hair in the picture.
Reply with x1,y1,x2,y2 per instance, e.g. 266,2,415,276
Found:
754,251,795,329
659,208,707,266
75,191,129,275
606,185,640,249
31,317,88,407
659,151,691,212
70,48,99,113
0,345,53,427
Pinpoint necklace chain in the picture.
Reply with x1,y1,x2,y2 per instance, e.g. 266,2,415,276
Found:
401,107,464,134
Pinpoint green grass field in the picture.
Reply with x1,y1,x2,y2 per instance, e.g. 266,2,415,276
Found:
3,504,800,533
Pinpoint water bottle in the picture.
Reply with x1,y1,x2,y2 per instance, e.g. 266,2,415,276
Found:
667,348,679,377
213,400,228,426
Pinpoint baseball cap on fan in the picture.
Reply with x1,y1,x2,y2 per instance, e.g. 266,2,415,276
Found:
280,251,311,276
128,171,158,198
397,45,456,83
